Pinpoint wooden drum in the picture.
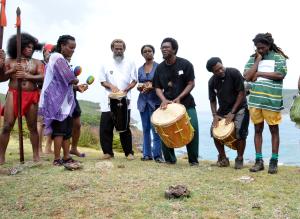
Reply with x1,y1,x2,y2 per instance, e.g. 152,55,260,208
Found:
212,119,237,150
151,103,194,148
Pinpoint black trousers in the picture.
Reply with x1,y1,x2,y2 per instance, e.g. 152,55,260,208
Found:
99,110,133,156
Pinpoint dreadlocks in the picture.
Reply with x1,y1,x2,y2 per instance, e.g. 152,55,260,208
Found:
56,35,75,53
253,33,289,59
7,33,43,59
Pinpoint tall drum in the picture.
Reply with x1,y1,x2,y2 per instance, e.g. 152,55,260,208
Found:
109,92,128,132
151,103,194,148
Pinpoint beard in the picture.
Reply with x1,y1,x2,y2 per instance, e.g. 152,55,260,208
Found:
113,54,124,62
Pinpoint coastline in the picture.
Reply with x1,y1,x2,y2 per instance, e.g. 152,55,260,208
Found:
132,112,300,166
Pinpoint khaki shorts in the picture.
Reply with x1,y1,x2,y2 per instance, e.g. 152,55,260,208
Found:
249,107,281,125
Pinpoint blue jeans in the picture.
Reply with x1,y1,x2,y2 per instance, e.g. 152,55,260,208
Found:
140,104,162,158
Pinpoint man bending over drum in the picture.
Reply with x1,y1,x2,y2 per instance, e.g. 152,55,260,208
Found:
99,39,137,160
207,57,249,169
153,37,199,166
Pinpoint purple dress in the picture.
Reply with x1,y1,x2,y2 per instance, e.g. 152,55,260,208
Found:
38,53,76,135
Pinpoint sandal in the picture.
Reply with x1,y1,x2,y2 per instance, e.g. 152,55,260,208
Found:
70,150,86,158
78,153,85,158
53,159,63,166
63,157,78,164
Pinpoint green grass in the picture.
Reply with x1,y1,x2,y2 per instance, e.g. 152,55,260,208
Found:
76,125,99,150
78,99,101,126
1,140,300,218
0,91,299,218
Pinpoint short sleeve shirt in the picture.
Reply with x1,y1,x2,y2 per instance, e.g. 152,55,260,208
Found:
153,57,196,109
99,57,137,112
137,62,161,112
208,67,247,116
244,51,287,111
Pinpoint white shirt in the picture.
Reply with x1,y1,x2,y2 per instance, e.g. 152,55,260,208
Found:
99,57,137,112
257,60,275,82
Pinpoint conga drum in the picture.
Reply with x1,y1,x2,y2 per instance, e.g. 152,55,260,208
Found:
212,119,237,150
151,103,194,148
109,92,128,132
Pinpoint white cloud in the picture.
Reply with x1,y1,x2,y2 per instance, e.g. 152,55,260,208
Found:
2,0,299,117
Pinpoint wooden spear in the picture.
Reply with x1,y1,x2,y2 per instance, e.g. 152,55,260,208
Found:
16,7,24,163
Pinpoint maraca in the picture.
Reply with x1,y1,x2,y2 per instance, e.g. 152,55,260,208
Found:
73,66,82,76
86,75,95,85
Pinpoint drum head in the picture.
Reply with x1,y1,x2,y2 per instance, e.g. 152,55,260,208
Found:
212,119,235,140
109,91,126,99
151,103,186,126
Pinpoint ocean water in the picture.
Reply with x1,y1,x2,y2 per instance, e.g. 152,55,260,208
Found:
133,111,300,166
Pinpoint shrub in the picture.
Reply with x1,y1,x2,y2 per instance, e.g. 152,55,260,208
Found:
76,125,99,150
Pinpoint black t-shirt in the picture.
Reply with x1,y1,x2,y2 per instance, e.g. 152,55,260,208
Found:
153,57,196,108
208,67,247,116
72,89,81,117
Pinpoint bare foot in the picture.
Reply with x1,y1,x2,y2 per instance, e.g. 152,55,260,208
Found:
70,149,85,157
44,150,53,154
39,150,45,156
33,155,41,163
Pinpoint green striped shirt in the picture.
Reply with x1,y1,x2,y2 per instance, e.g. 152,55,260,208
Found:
244,51,287,112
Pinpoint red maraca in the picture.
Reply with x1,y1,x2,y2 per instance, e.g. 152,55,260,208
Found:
73,66,82,76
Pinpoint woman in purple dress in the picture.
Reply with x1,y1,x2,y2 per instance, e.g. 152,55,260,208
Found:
39,35,79,166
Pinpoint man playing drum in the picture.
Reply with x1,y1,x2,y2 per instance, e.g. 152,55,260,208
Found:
207,57,249,169
153,37,199,166
99,39,137,160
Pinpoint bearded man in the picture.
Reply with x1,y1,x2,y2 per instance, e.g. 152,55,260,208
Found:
98,39,137,160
